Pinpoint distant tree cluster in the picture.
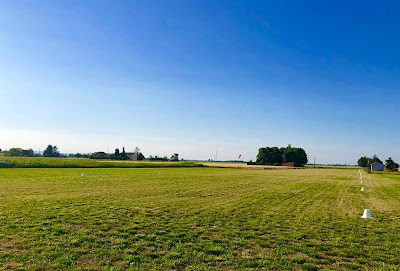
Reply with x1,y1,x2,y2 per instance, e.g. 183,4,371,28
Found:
357,155,399,171
385,158,399,171
1,144,148,161
170,153,179,161
357,155,382,168
256,144,308,167
89,146,145,160
68,153,90,158
148,155,170,161
147,153,180,161
3,148,34,157
43,145,60,157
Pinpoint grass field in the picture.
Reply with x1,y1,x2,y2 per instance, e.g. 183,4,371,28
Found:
0,168,399,270
201,162,295,169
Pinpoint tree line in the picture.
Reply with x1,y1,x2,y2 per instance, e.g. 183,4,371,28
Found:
255,144,308,167
90,147,145,160
1,145,182,162
358,155,399,171
0,145,59,157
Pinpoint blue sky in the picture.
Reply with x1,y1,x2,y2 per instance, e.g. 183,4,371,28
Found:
1,1,399,164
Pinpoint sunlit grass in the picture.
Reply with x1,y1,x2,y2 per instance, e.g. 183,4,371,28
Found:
0,168,399,270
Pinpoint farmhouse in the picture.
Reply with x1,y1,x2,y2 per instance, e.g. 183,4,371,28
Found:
126,152,138,160
370,162,384,171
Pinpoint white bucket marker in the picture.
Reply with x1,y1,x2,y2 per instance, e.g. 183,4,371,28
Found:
361,187,365,192
360,180,363,184
81,173,85,177
361,209,372,219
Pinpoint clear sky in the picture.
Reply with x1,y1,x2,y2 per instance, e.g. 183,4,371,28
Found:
1,1,399,164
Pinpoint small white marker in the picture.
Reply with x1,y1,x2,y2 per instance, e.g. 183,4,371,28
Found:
81,173,85,177
361,209,372,219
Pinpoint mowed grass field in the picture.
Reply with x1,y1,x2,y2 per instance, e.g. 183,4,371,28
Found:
0,168,399,270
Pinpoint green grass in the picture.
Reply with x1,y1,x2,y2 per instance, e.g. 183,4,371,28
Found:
0,168,399,270
370,170,400,176
0,157,203,168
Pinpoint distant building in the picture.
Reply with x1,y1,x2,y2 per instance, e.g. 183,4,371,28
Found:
126,153,138,160
370,162,384,171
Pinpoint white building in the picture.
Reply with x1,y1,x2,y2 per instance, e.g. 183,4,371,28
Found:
126,152,138,160
370,162,384,171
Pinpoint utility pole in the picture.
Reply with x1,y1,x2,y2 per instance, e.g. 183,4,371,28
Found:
314,156,316,168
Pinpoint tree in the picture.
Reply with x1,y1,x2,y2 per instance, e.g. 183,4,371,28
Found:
269,147,282,165
170,153,179,161
294,148,308,166
358,156,369,167
256,145,308,166
366,154,382,169
22,149,34,157
121,147,127,160
4,148,24,156
370,154,382,164
114,148,120,158
43,145,60,157
90,152,107,159
385,157,399,171
283,145,297,164
137,152,145,160
256,148,268,164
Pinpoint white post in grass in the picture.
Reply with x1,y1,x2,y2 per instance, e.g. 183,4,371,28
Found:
361,209,372,218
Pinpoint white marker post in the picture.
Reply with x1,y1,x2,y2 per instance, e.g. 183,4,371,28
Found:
361,209,372,219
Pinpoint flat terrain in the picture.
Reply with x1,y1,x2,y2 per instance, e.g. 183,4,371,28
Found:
200,162,295,169
0,168,399,270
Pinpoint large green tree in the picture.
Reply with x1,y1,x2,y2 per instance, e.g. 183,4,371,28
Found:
294,147,308,166
170,153,179,161
256,148,268,165
43,145,60,157
385,157,399,171
256,145,307,166
358,155,383,169
120,147,128,160
269,147,283,165
358,156,369,167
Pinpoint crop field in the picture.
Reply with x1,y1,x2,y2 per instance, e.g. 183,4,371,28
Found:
0,168,399,270
0,157,202,168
